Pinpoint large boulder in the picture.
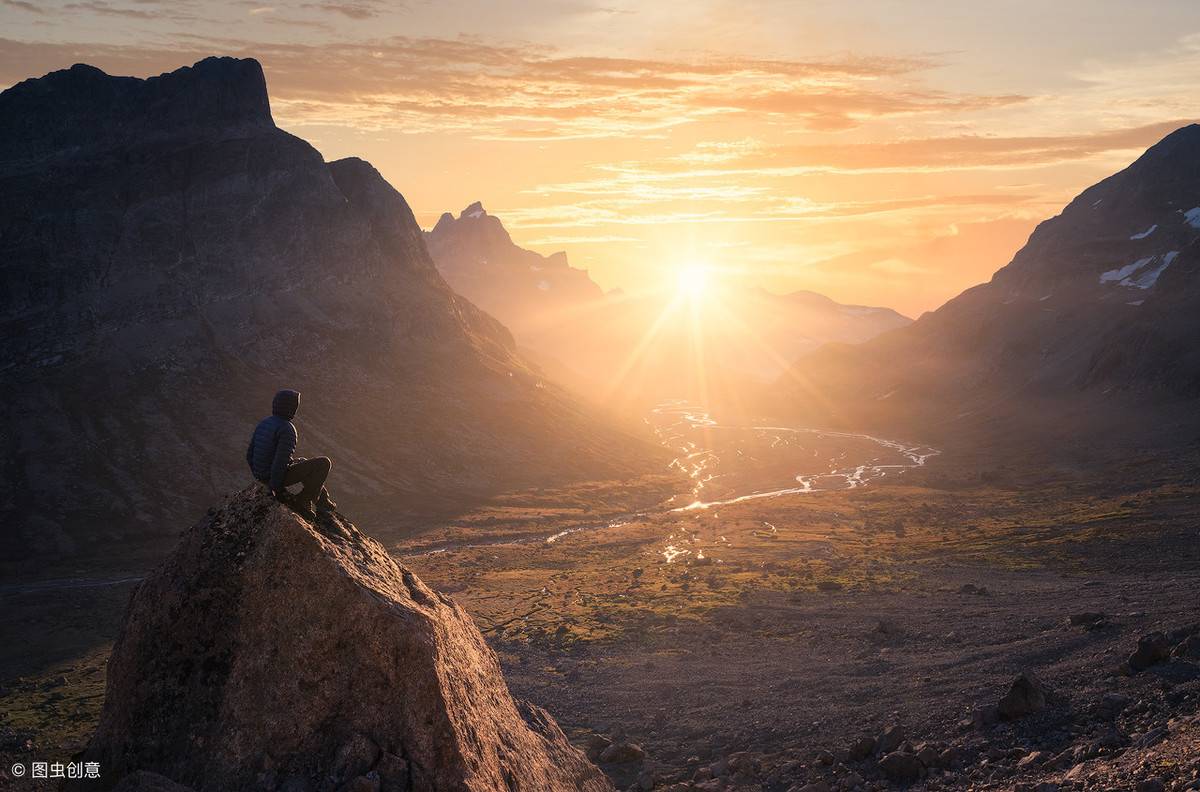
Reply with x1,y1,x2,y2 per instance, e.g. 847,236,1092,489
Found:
80,488,613,792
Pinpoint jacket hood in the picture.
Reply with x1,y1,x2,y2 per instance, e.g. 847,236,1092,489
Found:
272,389,300,419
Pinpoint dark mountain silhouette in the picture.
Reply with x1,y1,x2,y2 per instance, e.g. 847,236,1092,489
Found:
78,488,612,792
774,124,1200,451
425,203,909,408
0,58,658,560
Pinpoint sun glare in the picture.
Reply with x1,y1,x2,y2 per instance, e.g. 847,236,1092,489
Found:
676,264,710,299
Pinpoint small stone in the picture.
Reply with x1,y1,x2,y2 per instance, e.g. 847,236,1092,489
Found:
1129,632,1171,672
1096,692,1131,720
878,751,922,783
585,733,612,762
1135,779,1164,792
846,736,876,761
599,742,646,764
998,672,1049,720
1068,612,1106,628
1174,635,1200,659
876,725,905,754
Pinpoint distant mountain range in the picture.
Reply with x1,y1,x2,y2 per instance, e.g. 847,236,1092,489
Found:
774,124,1200,454
0,58,659,559
426,203,910,408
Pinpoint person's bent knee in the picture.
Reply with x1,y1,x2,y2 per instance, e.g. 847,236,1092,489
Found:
318,456,332,473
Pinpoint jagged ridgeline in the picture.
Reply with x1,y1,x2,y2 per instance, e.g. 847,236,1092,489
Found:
0,57,656,560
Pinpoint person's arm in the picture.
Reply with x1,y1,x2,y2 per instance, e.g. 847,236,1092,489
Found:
269,422,297,494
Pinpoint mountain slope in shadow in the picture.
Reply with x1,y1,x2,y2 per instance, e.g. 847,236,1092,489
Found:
774,124,1200,458
0,58,660,560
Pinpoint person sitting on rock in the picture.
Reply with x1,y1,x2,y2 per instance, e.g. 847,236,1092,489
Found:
246,389,336,515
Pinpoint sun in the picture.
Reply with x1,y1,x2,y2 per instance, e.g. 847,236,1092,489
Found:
676,264,710,300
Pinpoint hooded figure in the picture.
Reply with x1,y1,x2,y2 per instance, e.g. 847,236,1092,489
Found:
246,389,335,513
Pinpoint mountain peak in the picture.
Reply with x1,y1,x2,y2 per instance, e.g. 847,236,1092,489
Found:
460,201,487,219
0,56,274,165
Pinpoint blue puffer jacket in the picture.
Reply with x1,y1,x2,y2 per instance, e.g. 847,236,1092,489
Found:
246,390,300,491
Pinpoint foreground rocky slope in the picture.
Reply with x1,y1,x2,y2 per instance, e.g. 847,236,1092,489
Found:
79,488,612,792
775,124,1200,450
0,58,655,560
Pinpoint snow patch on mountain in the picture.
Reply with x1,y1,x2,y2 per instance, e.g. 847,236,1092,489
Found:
1121,251,1177,289
1184,207,1200,228
1129,224,1157,240
1101,257,1153,284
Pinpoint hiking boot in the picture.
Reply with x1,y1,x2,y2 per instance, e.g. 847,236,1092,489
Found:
316,490,337,513
287,496,317,520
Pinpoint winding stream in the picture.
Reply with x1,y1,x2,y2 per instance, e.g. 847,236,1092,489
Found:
648,400,940,511
408,401,938,556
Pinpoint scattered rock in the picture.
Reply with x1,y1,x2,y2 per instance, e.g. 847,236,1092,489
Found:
915,744,939,767
1017,750,1050,769
1129,632,1172,672
599,742,646,765
586,734,614,762
998,672,1049,720
878,751,922,783
1173,634,1200,659
845,736,876,761
1068,612,1106,629
1096,692,1132,720
876,725,905,754
959,583,989,596
1135,780,1165,792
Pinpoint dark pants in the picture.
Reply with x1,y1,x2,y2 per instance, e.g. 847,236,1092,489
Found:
282,456,331,503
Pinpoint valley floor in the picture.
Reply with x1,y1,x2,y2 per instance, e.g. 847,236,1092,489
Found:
2,452,1200,791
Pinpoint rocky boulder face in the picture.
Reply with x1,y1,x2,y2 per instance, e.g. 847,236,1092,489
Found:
81,488,613,792
0,58,654,560
774,124,1200,449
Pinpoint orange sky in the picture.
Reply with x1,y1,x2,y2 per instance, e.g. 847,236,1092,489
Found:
3,1,1200,315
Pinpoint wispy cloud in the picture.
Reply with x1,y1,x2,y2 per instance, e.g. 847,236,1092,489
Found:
0,35,1023,139
1,0,46,14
